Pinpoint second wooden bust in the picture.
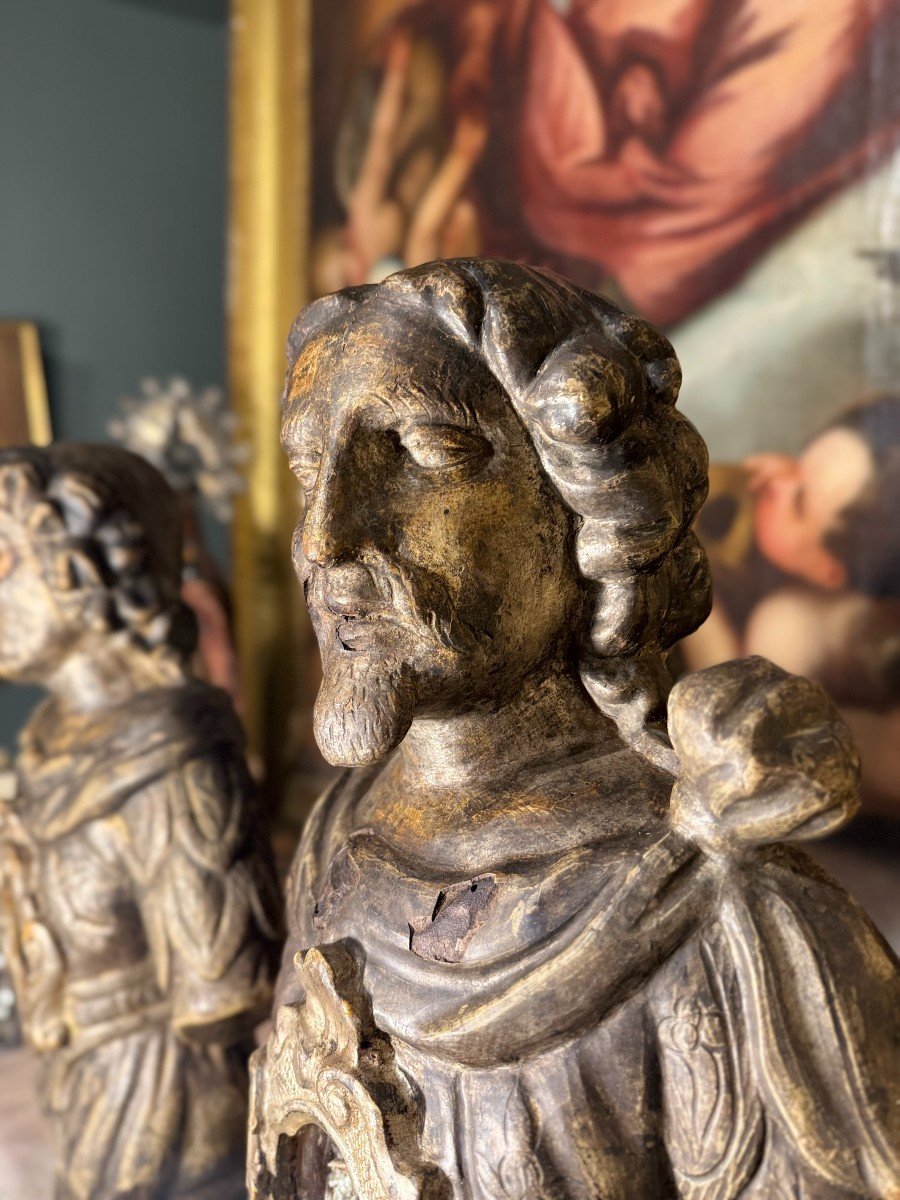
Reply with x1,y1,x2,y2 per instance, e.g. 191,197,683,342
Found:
250,259,899,1199
0,444,281,1200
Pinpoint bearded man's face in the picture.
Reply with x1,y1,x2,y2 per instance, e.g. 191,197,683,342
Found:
282,304,582,766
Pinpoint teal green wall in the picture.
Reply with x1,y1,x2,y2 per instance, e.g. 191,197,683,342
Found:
0,0,228,747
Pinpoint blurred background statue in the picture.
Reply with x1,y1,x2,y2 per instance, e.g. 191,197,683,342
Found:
0,444,280,1200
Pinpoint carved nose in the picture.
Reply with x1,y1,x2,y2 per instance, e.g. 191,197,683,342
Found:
299,436,394,568
301,467,356,567
322,563,381,615
301,504,338,567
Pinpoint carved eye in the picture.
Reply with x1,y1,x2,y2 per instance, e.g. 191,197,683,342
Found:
400,425,491,472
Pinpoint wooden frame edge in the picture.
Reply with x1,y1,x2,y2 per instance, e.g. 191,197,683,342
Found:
0,321,52,445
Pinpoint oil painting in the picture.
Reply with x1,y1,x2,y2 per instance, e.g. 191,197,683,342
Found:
305,0,900,815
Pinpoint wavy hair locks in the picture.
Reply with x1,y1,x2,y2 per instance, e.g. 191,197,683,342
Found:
285,259,711,772
0,444,196,667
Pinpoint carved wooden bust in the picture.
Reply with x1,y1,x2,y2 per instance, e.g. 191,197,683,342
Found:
0,445,281,1200
250,260,899,1199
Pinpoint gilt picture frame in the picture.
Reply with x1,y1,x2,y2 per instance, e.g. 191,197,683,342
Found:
0,322,51,448
227,0,313,789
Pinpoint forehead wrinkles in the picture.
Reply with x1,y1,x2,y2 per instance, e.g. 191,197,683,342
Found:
369,357,481,426
281,329,344,452
285,316,487,441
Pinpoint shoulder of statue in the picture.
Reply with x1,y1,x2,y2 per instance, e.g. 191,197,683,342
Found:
667,656,860,858
117,745,255,888
285,765,380,933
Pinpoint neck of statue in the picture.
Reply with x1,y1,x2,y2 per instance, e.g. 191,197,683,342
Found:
395,658,616,791
45,635,186,719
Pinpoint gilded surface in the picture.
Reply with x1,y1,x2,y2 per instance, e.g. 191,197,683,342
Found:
0,445,281,1200
252,260,900,1198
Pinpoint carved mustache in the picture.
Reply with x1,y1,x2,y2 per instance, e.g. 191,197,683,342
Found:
302,554,483,655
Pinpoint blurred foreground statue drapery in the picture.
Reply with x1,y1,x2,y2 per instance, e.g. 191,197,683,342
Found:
0,445,281,1200
250,260,899,1199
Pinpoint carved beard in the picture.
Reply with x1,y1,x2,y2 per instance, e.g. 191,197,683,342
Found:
305,553,491,766
313,652,416,767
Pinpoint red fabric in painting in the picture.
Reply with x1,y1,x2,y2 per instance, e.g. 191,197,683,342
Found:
431,0,900,325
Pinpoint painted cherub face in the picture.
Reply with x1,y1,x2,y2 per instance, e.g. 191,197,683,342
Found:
748,428,874,590
0,512,82,684
282,305,583,766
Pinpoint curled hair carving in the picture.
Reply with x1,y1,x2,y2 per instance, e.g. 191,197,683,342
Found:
0,445,196,668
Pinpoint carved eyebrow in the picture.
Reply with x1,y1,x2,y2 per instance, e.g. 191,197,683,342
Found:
281,364,483,458
370,376,480,428
281,390,324,450
280,413,302,455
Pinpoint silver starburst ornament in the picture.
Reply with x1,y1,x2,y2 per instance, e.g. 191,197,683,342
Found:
109,377,249,522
